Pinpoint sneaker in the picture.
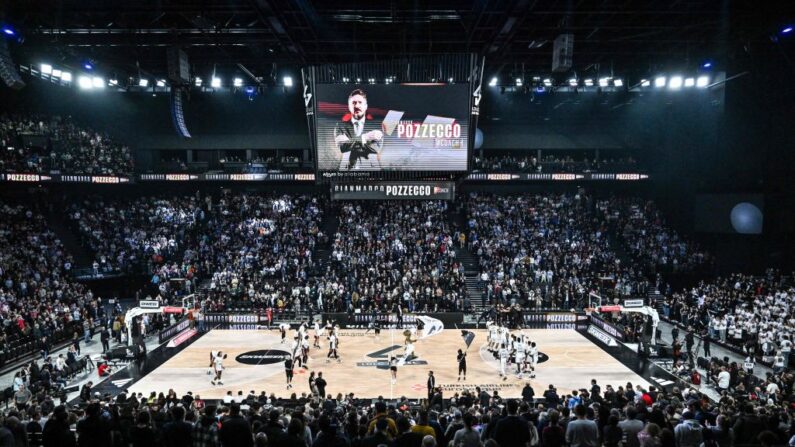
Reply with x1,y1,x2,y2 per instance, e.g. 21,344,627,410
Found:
218,381,223,385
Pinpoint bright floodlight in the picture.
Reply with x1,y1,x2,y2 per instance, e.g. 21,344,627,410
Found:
40,64,52,75
283,76,293,87
613,79,623,87
61,72,72,82
1,27,15,36
702,62,712,68
543,78,552,86
77,75,93,90
211,77,221,88
598,78,609,87
782,26,793,34
138,79,149,87
640,79,650,87
92,77,105,88
668,76,683,89
515,78,522,87
584,79,593,86
156,79,166,87
696,75,709,88
233,77,243,87
684,77,695,88
568,78,577,86
654,76,666,88
448,77,454,83
489,77,497,87
194,77,202,87
51,69,62,78
109,79,118,86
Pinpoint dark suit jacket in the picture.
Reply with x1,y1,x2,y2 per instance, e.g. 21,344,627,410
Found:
334,117,382,170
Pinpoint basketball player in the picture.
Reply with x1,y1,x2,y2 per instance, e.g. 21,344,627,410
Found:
498,344,508,380
327,331,340,362
211,351,227,385
208,350,218,375
514,338,526,376
528,341,538,379
457,349,467,381
284,355,294,389
301,335,310,368
279,322,290,344
389,356,398,384
313,320,322,348
291,336,303,368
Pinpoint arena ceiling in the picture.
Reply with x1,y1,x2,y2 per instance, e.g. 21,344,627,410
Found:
2,0,791,81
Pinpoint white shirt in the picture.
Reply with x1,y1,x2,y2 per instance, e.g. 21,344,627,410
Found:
717,371,730,389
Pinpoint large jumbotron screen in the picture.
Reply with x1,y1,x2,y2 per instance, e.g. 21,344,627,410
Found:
314,83,470,172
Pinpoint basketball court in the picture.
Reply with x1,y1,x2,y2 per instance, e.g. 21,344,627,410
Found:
125,328,651,399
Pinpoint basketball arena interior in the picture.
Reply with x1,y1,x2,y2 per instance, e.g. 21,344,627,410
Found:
0,2,794,446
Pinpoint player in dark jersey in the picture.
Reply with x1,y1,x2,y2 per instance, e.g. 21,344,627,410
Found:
457,349,467,381
284,356,294,389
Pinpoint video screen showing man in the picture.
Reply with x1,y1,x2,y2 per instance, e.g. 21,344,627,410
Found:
334,89,384,170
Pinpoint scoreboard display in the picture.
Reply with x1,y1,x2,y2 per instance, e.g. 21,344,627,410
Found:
313,83,470,174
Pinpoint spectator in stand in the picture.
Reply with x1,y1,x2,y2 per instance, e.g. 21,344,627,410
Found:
219,403,253,447
565,404,599,447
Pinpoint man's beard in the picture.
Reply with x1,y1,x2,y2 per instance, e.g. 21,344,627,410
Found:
352,111,364,119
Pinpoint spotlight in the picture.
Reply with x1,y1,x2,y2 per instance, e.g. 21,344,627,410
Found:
696,75,709,88
668,76,683,89
782,26,793,34
233,77,243,87
487,77,497,87
211,77,221,88
515,78,522,87
1,27,15,37
156,79,166,87
356,78,361,83
194,77,202,87
109,79,118,86
83,62,94,70
61,72,72,82
598,78,609,87
568,78,577,86
654,76,666,88
40,64,52,75
640,79,650,87
283,76,293,87
51,69,62,78
702,61,712,68
584,79,593,87
368,78,375,84
448,77,454,83
543,78,552,87
684,77,695,88
78,75,93,90
139,78,149,87
613,79,623,87
92,77,105,88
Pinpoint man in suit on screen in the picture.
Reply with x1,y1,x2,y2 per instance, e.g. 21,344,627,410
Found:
334,88,384,170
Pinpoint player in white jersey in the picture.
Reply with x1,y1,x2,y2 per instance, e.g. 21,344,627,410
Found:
528,341,538,378
487,324,498,351
313,321,322,348
211,351,227,385
300,335,310,368
514,338,526,376
498,344,509,379
291,337,303,368
208,350,219,375
327,332,340,362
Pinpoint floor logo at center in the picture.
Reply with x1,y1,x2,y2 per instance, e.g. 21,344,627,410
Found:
357,344,428,369
236,349,291,365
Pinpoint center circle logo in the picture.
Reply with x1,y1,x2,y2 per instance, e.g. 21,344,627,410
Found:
537,352,550,364
235,349,291,365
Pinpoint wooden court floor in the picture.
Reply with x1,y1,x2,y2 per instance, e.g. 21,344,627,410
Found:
127,329,651,400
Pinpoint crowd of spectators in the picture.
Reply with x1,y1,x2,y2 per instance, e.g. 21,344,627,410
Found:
2,372,794,447
0,113,133,175
473,155,638,173
597,198,712,274
321,201,467,313
662,271,794,367
466,193,652,310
